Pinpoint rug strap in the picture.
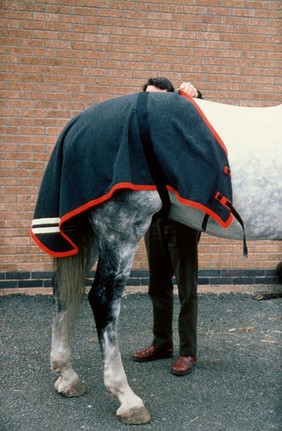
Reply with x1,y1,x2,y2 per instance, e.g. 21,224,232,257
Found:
136,92,171,219
227,202,248,257
201,213,209,232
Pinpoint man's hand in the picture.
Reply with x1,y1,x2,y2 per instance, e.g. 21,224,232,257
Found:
179,82,198,98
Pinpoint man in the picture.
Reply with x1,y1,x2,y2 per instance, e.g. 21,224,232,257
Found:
132,77,202,376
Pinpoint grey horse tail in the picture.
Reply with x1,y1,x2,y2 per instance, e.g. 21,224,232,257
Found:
52,218,95,314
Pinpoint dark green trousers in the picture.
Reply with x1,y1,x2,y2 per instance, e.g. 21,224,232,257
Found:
145,218,200,356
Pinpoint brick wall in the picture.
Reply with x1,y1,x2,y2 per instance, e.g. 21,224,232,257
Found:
1,0,281,286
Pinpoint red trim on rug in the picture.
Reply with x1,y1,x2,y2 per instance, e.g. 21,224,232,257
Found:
30,228,79,258
179,89,228,156
31,182,233,257
60,182,157,225
166,186,233,228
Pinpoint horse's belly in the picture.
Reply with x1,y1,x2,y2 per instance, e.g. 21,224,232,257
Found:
230,166,282,240
169,186,282,241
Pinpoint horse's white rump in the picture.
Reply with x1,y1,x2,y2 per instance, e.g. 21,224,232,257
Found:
169,99,282,240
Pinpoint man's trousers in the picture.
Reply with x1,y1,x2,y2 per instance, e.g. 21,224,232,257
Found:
145,218,200,356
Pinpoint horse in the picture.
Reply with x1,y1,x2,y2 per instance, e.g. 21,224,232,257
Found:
31,91,282,424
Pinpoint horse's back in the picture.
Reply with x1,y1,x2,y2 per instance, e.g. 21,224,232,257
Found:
194,99,282,159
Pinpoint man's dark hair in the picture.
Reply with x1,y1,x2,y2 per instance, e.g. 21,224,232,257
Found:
142,77,175,92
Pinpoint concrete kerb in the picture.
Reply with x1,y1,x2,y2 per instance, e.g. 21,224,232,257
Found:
0,284,281,297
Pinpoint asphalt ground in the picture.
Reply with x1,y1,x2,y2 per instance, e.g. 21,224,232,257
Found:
1,292,281,431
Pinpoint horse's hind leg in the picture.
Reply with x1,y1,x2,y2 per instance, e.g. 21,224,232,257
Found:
50,261,87,397
89,254,150,424
50,274,86,397
88,193,159,424
50,232,98,398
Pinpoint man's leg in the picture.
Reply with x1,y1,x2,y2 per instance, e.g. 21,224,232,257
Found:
132,218,174,362
168,222,200,374
146,218,175,348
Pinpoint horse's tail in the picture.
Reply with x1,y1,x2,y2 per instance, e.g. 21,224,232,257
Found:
52,219,96,315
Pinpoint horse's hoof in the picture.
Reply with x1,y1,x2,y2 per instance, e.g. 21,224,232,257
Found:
117,406,151,425
55,378,87,398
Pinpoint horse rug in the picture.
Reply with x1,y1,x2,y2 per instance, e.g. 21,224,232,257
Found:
31,91,235,257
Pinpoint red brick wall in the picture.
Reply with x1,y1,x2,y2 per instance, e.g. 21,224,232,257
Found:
1,0,281,274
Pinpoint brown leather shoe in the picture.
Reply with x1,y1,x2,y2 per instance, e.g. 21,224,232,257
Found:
170,355,197,376
132,345,173,362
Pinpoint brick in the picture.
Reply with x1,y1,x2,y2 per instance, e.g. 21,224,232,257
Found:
233,277,257,285
210,277,233,285
199,269,221,277
18,279,43,288
0,280,18,289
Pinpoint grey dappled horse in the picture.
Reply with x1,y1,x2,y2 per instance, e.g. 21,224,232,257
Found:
39,95,282,424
